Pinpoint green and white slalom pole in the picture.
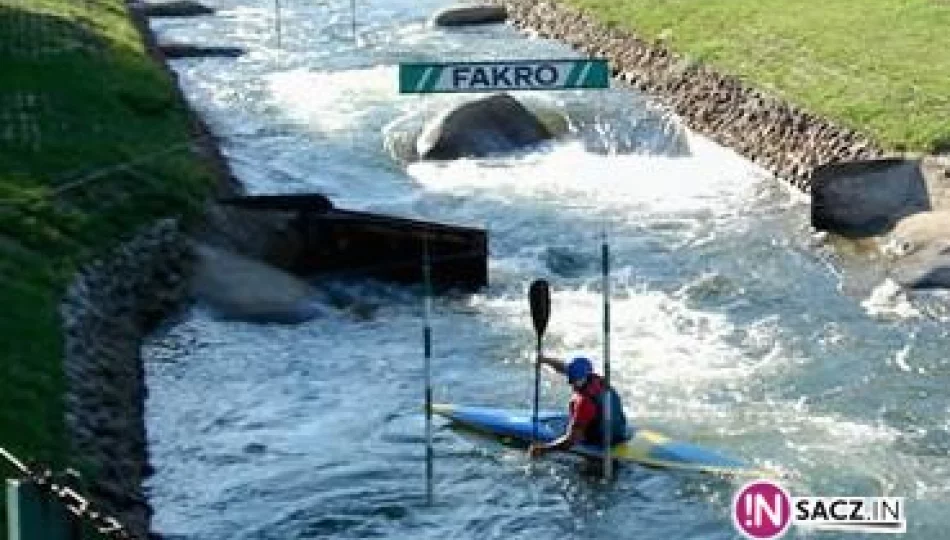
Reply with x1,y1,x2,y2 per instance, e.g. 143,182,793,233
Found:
423,237,434,505
274,0,282,60
601,227,613,481
351,0,357,43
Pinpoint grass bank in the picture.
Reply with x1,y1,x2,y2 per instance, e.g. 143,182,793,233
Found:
0,0,215,526
562,0,950,152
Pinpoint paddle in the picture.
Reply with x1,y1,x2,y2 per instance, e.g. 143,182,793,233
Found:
423,238,434,505
601,230,613,480
528,279,551,446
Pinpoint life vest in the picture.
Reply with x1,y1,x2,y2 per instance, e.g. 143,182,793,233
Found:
578,375,629,446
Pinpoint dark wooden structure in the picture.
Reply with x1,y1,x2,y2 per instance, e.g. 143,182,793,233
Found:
219,194,488,291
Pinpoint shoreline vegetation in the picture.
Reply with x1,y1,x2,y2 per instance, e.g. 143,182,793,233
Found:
0,0,215,528
560,0,950,153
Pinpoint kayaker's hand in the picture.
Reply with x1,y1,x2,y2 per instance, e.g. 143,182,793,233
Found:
528,443,545,459
536,355,567,376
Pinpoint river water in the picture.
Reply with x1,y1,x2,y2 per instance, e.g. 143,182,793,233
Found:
142,1,950,538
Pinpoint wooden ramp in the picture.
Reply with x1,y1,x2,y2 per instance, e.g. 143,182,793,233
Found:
219,194,488,291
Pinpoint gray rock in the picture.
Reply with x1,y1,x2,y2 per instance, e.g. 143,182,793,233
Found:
191,242,328,324
244,442,267,454
543,246,590,278
430,5,508,27
811,158,931,238
134,1,215,17
417,93,555,160
160,44,245,59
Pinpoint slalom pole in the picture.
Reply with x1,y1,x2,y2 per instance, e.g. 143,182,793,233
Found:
533,328,541,445
274,0,282,56
423,236,434,505
351,0,357,43
601,227,613,481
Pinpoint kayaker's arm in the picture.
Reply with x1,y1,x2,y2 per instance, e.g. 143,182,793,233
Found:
538,355,567,375
528,418,585,457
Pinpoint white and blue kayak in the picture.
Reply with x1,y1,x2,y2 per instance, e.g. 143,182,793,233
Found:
433,404,773,478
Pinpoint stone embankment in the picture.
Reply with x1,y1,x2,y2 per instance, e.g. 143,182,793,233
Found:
52,3,245,537
61,219,193,539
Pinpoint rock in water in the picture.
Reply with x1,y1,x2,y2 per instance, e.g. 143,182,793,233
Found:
135,1,215,17
160,44,245,59
811,158,931,238
884,211,950,289
191,243,328,323
429,5,508,27
417,93,555,160
543,246,590,278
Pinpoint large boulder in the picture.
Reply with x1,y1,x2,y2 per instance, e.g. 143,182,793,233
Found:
811,158,931,238
417,93,557,160
429,5,508,27
883,211,950,289
191,243,328,324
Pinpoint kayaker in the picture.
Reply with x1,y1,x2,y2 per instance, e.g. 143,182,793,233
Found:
528,355,628,458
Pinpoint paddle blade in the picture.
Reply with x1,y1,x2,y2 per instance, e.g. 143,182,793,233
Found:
529,279,551,338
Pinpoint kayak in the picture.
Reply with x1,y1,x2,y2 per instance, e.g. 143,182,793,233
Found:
433,403,773,478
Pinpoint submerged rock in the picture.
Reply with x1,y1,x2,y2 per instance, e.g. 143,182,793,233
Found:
572,110,691,157
159,44,245,59
191,242,329,324
134,1,215,17
543,246,590,278
429,5,508,27
243,442,267,455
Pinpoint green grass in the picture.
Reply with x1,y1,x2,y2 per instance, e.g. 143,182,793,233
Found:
561,0,950,152
0,0,215,530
